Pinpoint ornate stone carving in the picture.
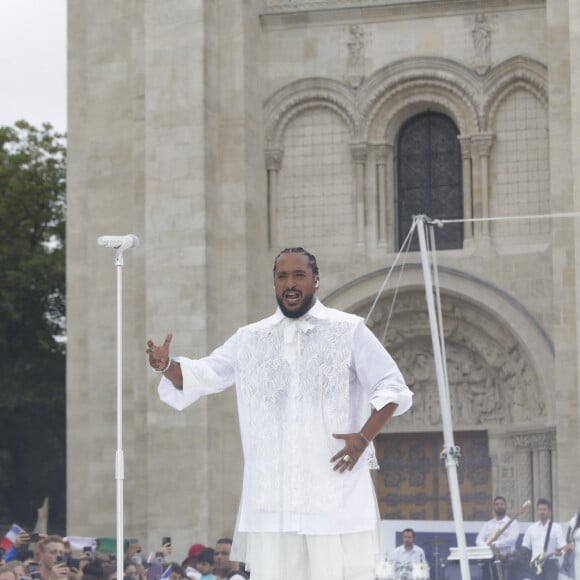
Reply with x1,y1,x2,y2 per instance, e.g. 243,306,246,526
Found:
265,148,283,171
472,132,494,157
372,143,390,164
471,14,492,74
458,135,472,159
346,24,366,89
514,432,556,451
357,290,546,430
350,142,368,163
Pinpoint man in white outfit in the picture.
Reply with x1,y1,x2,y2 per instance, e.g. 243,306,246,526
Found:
146,247,413,580
475,496,519,580
390,529,426,578
522,498,565,580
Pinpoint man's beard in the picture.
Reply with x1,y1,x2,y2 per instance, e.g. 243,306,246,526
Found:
277,291,315,319
495,508,506,518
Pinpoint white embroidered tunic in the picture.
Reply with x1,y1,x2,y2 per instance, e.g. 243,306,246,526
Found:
158,300,412,535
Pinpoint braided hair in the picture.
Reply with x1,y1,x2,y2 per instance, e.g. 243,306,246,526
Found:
273,247,319,275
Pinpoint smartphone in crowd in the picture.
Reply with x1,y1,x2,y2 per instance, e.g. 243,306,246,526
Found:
28,533,40,543
162,537,171,547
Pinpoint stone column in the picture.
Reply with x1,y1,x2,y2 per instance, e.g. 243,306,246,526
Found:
551,0,580,519
351,143,368,249
374,144,390,247
536,432,556,504
266,148,283,249
458,135,473,242
472,133,494,239
514,435,534,513
515,432,556,510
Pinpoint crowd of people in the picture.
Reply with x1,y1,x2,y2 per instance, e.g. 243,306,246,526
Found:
0,532,249,580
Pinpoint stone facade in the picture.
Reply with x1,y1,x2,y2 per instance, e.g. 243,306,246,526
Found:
66,0,580,555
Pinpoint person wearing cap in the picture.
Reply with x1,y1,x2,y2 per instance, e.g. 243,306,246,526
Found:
181,544,205,580
187,545,205,561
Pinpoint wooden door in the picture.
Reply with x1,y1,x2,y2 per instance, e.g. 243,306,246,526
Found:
375,431,491,520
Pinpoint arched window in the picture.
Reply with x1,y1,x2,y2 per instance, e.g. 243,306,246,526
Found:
396,112,463,250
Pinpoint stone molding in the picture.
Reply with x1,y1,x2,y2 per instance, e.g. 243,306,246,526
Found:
322,263,555,427
514,432,557,451
265,147,283,171
372,143,390,164
458,135,472,159
358,57,482,137
263,56,547,154
350,142,368,162
482,57,548,130
264,78,358,149
261,0,545,18
471,132,494,156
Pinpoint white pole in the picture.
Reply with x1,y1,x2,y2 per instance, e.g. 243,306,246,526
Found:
115,251,124,580
415,216,471,580
97,235,139,580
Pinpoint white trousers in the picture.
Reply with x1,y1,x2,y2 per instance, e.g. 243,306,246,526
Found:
239,530,378,580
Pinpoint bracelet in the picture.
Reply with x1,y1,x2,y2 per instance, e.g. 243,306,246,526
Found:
153,356,172,373
358,431,371,446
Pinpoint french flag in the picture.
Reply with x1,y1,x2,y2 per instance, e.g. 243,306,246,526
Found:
0,524,24,552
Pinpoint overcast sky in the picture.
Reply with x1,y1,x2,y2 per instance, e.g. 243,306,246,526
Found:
0,0,67,132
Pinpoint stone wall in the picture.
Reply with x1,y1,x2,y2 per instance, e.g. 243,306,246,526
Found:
67,0,580,552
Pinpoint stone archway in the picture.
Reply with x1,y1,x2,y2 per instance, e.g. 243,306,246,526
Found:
356,289,546,432
323,264,555,516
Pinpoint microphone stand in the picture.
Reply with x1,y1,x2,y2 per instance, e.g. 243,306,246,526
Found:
98,235,139,580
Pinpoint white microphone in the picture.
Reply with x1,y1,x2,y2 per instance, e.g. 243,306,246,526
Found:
97,234,139,252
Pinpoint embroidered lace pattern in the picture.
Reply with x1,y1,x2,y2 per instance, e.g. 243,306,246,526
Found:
237,316,357,514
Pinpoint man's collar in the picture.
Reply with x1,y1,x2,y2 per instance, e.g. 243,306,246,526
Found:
271,298,326,324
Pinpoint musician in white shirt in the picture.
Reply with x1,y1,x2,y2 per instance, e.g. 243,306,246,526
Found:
475,496,519,580
522,498,566,580
390,528,426,573
476,496,519,556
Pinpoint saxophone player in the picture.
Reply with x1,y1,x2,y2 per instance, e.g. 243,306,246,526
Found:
475,496,520,580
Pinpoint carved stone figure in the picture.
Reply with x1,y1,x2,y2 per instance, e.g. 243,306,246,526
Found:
472,14,491,73
347,24,365,88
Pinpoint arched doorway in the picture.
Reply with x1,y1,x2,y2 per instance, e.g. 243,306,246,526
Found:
324,265,554,518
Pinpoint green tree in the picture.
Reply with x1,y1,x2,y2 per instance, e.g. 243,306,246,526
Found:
0,121,66,532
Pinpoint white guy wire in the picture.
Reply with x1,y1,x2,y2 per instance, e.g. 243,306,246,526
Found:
365,219,417,325
431,211,580,225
